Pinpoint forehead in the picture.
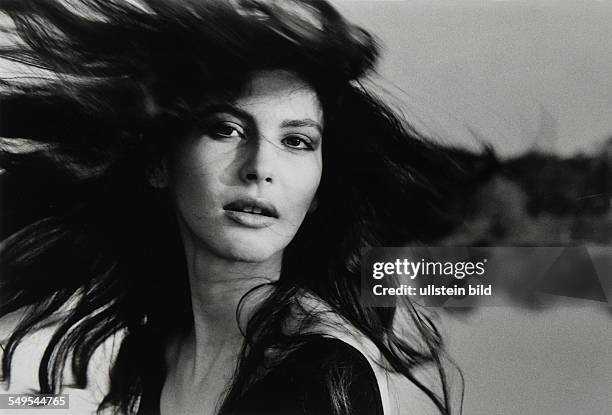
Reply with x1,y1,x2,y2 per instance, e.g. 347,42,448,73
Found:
234,70,323,125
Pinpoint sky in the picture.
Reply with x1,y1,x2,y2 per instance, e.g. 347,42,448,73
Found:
332,0,612,157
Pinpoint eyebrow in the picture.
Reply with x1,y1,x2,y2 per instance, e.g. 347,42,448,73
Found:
197,103,254,123
197,103,323,134
280,119,323,134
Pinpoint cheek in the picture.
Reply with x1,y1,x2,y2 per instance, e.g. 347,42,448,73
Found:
286,159,322,214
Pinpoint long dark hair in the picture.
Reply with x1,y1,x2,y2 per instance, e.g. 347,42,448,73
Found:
0,1,480,413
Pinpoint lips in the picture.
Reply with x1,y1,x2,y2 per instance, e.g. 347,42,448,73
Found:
223,198,279,218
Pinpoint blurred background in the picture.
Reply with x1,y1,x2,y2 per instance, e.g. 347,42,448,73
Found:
333,1,611,414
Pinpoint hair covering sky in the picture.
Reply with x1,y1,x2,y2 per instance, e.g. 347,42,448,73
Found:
0,0,610,158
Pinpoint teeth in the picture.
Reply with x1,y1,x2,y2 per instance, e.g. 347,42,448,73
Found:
239,206,263,215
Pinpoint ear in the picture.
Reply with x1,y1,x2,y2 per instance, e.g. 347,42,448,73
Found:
146,158,169,189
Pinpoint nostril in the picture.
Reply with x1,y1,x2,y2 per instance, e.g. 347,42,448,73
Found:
242,171,272,183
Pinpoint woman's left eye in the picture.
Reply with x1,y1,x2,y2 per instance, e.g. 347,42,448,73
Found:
282,135,313,150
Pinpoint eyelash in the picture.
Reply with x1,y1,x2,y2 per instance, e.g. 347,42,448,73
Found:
282,135,314,151
207,122,315,151
208,122,244,139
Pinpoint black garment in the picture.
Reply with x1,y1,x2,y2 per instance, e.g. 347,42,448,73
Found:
138,337,384,415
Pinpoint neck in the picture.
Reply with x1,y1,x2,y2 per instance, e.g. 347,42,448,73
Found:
186,251,280,348
176,224,282,374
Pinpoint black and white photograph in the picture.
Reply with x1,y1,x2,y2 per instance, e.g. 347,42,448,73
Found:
0,1,610,414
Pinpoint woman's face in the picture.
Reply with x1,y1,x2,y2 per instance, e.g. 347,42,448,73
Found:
165,70,323,263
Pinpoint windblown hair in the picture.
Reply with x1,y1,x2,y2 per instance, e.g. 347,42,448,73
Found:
0,1,483,413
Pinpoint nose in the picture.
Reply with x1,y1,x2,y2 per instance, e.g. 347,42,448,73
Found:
239,138,276,185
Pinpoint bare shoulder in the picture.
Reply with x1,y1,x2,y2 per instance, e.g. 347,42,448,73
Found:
0,308,122,414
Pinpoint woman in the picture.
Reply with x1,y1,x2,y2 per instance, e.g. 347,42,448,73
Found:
0,0,475,414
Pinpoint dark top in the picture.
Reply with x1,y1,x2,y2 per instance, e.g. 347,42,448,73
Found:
137,337,384,415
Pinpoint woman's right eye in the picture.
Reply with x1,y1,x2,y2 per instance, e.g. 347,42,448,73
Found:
208,122,244,139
